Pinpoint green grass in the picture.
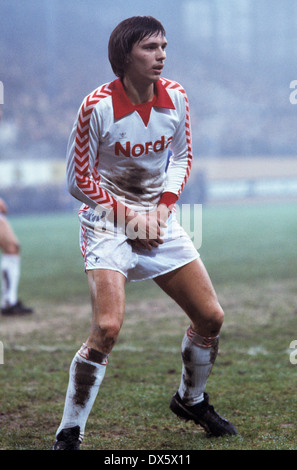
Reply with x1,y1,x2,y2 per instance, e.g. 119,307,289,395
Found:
0,202,296,451
200,202,297,284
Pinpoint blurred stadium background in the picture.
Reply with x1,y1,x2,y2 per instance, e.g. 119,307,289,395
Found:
1,0,297,212
1,1,297,451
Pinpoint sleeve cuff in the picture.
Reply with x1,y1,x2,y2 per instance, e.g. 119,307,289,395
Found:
158,192,178,209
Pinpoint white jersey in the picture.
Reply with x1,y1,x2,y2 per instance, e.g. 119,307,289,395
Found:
66,77,193,217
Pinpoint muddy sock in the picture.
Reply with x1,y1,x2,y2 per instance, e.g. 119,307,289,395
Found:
56,344,107,442
178,326,219,406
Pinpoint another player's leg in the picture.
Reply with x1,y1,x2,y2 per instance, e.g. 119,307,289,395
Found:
0,217,33,316
154,258,237,437
53,269,126,450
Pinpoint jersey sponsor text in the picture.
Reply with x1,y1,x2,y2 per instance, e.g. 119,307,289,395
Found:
115,135,173,158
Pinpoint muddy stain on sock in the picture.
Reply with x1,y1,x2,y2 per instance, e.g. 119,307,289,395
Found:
73,361,97,407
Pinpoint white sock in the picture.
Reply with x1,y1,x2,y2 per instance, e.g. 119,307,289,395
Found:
1,254,20,308
56,344,107,441
178,326,219,406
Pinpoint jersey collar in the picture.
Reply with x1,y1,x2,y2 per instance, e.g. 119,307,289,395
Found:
111,78,175,121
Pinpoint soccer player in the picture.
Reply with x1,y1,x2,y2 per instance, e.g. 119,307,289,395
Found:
53,16,237,450
0,198,33,315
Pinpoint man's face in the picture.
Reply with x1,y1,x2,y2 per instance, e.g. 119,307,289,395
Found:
125,32,167,84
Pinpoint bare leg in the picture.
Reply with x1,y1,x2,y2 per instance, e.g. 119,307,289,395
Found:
155,259,237,436
155,258,223,404
0,216,20,255
86,269,126,354
54,269,126,447
154,257,224,336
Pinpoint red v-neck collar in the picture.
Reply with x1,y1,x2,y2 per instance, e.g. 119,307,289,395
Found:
111,78,175,126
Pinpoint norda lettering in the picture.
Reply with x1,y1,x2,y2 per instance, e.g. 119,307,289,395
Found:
115,135,173,158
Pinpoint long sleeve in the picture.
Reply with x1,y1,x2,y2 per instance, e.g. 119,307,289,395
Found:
66,86,119,212
159,82,193,207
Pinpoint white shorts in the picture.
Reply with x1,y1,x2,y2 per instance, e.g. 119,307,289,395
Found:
79,209,199,282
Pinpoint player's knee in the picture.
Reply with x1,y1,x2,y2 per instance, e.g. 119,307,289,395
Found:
202,303,224,336
90,318,123,352
210,304,224,334
192,303,224,337
101,319,122,340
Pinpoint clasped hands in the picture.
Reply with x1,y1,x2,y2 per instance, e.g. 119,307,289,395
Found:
125,204,170,251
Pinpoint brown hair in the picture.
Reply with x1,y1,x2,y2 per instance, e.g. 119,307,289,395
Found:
108,16,166,78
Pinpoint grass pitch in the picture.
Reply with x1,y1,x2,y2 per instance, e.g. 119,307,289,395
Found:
0,202,296,451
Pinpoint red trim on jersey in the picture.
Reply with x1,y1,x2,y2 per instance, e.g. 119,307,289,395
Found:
133,98,157,127
111,78,175,126
158,191,178,209
78,205,89,266
160,78,193,198
74,84,121,215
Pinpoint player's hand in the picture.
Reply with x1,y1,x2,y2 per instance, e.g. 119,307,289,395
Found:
155,203,172,225
125,210,167,251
